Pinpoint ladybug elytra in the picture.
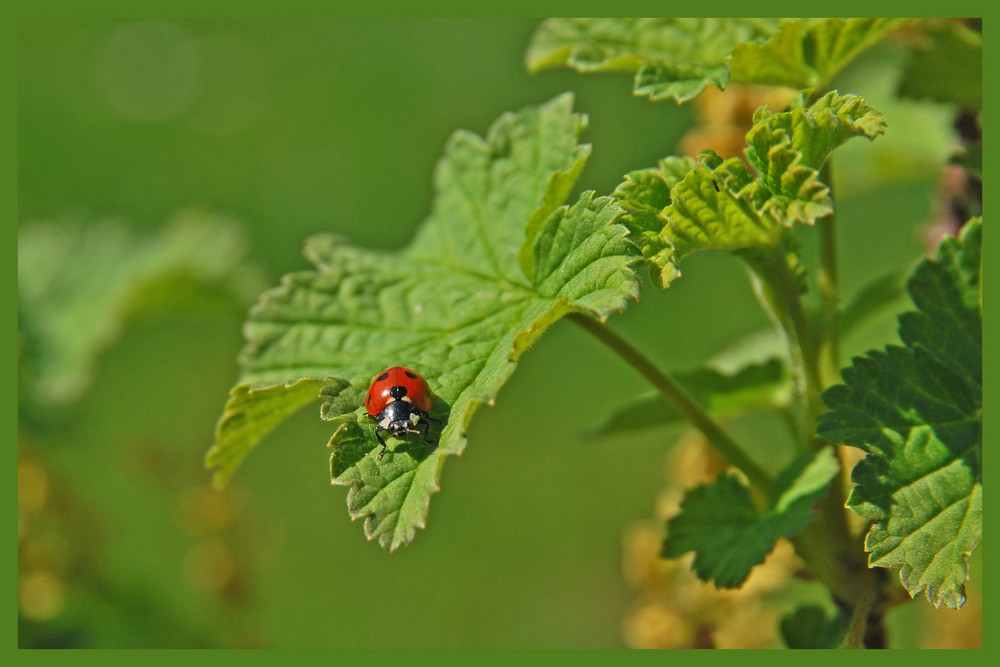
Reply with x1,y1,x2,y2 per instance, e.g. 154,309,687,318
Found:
365,366,440,460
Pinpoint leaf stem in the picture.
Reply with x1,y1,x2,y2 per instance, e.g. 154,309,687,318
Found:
844,578,879,648
743,239,884,615
817,161,841,386
773,252,825,421
791,465,868,601
569,313,772,493
743,249,823,446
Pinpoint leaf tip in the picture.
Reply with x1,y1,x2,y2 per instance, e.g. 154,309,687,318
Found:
209,472,229,492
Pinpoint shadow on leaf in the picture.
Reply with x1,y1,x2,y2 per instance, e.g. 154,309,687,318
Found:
328,399,451,476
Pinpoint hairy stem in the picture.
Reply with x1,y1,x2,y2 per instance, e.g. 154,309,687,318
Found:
792,472,872,607
569,313,772,494
743,236,884,630
743,249,823,446
766,160,888,643
772,251,824,421
817,161,841,386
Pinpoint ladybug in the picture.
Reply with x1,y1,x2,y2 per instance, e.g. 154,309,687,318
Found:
365,366,440,460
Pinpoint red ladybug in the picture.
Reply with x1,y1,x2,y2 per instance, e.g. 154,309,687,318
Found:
365,366,440,460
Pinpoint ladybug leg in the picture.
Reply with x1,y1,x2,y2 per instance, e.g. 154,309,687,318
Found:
417,419,437,446
374,426,389,460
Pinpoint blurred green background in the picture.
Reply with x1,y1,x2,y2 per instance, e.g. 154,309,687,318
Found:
18,18,975,648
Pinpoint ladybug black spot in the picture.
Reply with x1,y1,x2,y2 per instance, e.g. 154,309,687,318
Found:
377,372,389,382
366,392,372,405
404,371,418,379
389,385,407,399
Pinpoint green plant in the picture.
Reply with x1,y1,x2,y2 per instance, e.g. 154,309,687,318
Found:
17,209,263,647
206,18,981,648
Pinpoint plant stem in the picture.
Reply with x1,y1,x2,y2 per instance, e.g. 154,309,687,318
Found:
569,313,772,494
766,156,889,640
817,161,841,386
773,252,825,422
845,578,879,648
571,312,885,614
791,464,870,599
744,249,823,443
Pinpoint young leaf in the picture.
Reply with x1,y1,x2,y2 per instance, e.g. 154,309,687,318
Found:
612,156,696,273
591,358,790,436
18,211,260,408
525,18,784,102
663,447,839,588
818,219,982,608
744,91,887,195
730,18,909,91
897,20,982,110
208,95,642,550
615,92,885,287
780,605,849,649
527,19,905,104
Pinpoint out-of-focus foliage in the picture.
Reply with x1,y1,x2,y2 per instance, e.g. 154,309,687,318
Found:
591,359,789,436
526,18,783,102
728,18,908,91
527,18,907,102
18,212,262,411
780,605,849,648
897,20,982,110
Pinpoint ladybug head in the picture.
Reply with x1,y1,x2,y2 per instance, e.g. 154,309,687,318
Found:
378,400,423,435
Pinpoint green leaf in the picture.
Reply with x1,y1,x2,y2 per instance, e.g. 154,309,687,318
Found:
525,18,784,102
18,211,260,408
897,20,982,110
591,358,790,436
207,378,332,488
705,328,789,374
526,19,905,104
611,156,696,284
615,92,884,287
640,153,793,287
730,18,909,90
663,447,839,588
780,605,849,649
208,95,642,550
745,91,887,190
818,219,982,608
